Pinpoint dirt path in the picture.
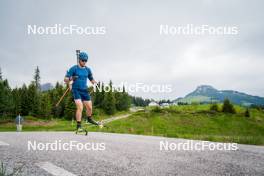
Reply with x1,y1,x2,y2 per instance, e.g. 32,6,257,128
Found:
101,107,144,124
101,114,131,124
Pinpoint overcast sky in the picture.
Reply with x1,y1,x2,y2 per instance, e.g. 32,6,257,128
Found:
0,0,263,100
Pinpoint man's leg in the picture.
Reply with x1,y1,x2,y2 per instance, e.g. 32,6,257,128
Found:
75,99,83,129
83,100,98,125
83,100,92,117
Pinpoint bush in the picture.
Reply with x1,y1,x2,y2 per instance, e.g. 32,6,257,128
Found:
152,106,163,113
191,102,199,105
245,108,250,118
222,99,236,114
210,104,219,112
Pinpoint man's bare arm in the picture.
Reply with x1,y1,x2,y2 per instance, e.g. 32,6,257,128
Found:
90,79,97,85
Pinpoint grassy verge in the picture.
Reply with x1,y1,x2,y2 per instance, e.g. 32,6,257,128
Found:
89,105,264,145
0,110,131,132
0,117,74,132
1,105,264,145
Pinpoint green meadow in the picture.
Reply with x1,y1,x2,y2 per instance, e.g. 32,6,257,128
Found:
1,105,264,145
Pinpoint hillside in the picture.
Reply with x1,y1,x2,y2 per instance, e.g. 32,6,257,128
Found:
175,85,264,106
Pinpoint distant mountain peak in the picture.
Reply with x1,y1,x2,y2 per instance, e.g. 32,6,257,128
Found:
187,85,217,97
195,85,217,92
41,83,54,91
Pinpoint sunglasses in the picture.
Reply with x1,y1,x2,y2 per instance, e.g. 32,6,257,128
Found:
80,60,87,63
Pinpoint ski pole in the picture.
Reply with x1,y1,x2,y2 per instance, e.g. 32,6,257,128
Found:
55,86,70,107
55,75,78,107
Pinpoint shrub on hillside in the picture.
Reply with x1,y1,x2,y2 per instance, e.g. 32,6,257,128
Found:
191,102,199,105
222,99,236,113
210,104,219,112
245,108,250,118
151,106,163,113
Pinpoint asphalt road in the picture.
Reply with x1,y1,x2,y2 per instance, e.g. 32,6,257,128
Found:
0,132,264,176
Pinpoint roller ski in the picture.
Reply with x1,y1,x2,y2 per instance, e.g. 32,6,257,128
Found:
75,122,88,135
75,127,88,135
85,117,106,129
85,117,99,125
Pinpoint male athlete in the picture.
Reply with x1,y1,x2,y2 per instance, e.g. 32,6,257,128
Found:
64,51,99,131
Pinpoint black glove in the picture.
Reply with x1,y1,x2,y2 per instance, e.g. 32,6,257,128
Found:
71,76,78,81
